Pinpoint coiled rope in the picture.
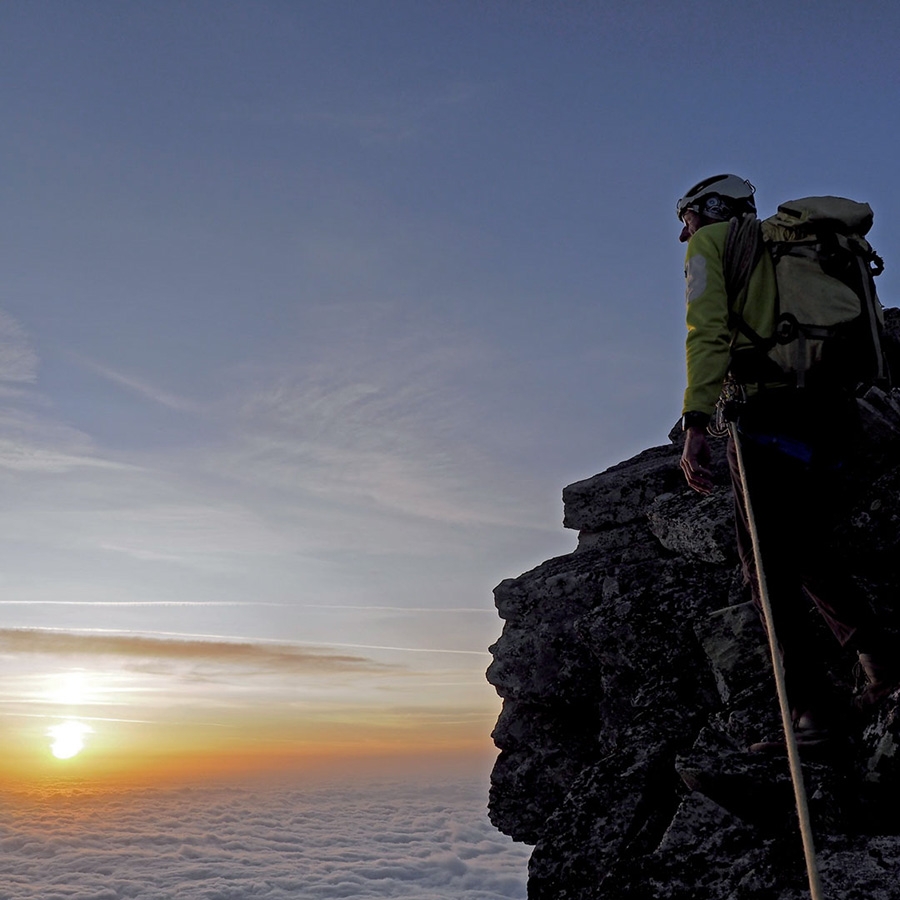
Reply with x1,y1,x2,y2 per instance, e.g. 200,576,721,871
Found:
729,421,825,900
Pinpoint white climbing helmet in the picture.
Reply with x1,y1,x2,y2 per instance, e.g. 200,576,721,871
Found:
676,174,756,221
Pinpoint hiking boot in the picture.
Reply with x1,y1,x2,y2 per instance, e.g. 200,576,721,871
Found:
854,652,900,712
747,712,842,757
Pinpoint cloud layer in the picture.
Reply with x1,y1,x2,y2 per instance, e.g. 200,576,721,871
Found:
0,628,392,675
0,774,528,899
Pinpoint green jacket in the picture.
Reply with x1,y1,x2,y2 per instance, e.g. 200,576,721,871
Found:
682,221,779,415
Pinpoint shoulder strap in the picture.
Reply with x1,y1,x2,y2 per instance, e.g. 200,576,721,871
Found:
723,215,769,349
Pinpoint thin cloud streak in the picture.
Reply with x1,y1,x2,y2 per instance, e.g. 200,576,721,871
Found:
287,640,490,657
0,402,134,476
2,710,201,727
2,627,491,658
0,310,39,384
299,605,497,613
70,354,198,412
0,439,138,474
0,600,495,613
0,629,396,674
211,303,557,534
0,600,290,607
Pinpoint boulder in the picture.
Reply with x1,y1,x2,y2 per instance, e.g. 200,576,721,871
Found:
487,337,900,896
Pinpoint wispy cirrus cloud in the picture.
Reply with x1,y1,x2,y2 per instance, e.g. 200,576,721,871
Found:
211,311,550,533
0,310,39,384
69,355,198,412
0,437,138,473
0,316,134,472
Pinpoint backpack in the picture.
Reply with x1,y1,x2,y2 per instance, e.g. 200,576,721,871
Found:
723,196,889,393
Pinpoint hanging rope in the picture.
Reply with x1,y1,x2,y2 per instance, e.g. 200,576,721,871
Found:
728,421,825,900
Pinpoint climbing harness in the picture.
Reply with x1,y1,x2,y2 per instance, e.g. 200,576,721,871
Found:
709,380,745,438
728,417,825,900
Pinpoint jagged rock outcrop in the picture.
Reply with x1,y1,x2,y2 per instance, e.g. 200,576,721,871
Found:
487,311,900,898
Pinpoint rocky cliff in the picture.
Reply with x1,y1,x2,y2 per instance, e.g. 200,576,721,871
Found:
487,310,900,899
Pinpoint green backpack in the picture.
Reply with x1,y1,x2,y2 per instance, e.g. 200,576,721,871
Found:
723,196,889,392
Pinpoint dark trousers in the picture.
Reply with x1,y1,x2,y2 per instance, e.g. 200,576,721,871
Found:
727,430,873,720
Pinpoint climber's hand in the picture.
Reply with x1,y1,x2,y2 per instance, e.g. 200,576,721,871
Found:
681,427,713,495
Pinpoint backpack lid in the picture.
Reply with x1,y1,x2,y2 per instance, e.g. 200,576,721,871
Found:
769,196,874,236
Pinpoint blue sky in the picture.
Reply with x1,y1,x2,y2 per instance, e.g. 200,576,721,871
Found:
2,0,900,780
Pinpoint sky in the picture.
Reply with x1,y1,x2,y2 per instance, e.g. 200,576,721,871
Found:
2,0,900,813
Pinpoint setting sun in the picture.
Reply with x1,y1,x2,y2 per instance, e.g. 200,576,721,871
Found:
47,721,93,760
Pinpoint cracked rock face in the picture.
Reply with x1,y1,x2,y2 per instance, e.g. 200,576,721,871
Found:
487,309,900,899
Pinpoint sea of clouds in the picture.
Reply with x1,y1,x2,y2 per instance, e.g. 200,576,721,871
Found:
0,774,529,899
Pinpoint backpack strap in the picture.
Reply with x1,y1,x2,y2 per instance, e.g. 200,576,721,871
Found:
724,215,770,351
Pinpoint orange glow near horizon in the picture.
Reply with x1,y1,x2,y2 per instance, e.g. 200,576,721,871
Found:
2,715,498,791
0,636,500,791
0,680,496,789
